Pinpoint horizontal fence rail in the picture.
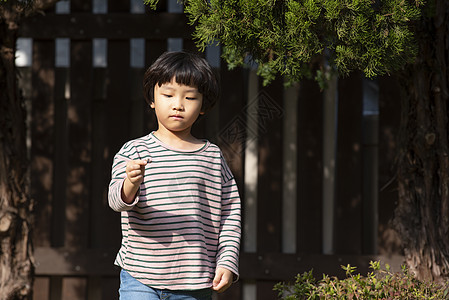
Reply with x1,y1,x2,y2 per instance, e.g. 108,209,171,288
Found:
34,247,405,279
20,13,193,39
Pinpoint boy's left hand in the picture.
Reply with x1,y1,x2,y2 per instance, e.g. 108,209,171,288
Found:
212,267,233,293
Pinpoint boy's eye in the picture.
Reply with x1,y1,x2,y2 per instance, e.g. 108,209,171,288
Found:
186,97,197,100
163,94,172,98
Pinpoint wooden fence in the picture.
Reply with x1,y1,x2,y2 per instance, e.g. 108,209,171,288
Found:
17,0,405,299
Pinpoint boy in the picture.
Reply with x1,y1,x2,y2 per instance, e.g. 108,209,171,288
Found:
108,51,241,300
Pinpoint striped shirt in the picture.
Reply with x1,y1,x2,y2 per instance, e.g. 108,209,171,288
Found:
108,132,241,290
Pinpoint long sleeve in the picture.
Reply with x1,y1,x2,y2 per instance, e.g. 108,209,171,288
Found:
216,176,242,278
110,135,242,290
108,142,141,212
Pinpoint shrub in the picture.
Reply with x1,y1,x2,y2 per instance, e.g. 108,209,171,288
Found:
274,261,449,299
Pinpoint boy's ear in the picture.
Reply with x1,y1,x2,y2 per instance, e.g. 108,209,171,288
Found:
150,102,155,109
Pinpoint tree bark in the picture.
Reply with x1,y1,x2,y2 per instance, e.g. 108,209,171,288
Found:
394,0,449,282
0,7,33,300
0,2,60,298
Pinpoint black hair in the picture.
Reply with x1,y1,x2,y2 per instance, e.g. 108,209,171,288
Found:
143,51,219,113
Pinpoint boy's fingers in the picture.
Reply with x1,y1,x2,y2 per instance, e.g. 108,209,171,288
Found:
125,159,150,183
212,273,221,287
212,281,223,292
136,158,150,165
212,269,231,293
212,280,228,293
127,159,150,169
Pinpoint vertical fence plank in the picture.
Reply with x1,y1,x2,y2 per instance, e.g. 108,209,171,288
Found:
378,75,402,254
52,68,69,247
101,277,120,300
361,90,379,254
61,277,87,300
90,67,107,248
91,67,122,248
256,77,284,300
33,277,50,300
106,39,131,160
103,5,132,296
66,39,92,248
187,40,207,139
65,0,94,250
322,75,338,255
256,77,283,252
71,0,91,11
217,67,246,186
49,276,62,300
129,68,146,138
87,276,102,300
108,0,129,12
191,107,206,140
242,69,259,254
144,40,166,133
192,114,207,140
203,64,221,142
153,0,168,12
182,38,198,54
297,78,323,253
334,73,363,254
146,38,169,57
107,0,131,151
103,19,132,296
31,39,55,248
282,82,298,254
216,65,246,299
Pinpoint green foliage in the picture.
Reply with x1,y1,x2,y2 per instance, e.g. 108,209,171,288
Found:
274,261,449,299
145,0,425,85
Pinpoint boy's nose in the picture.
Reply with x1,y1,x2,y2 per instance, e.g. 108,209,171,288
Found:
172,98,184,110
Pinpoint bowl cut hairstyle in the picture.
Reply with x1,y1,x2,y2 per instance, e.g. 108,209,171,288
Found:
143,51,219,114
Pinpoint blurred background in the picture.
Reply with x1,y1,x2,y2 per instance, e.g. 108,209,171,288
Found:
16,0,403,299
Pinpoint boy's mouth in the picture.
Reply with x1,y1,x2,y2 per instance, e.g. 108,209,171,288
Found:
169,114,183,119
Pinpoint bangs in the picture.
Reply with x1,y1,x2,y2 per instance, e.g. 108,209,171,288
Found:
155,59,207,93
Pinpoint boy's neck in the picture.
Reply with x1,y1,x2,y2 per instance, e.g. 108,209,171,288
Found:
153,128,204,151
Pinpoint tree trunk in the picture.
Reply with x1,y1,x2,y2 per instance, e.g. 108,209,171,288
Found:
0,1,60,298
0,8,33,300
393,0,449,282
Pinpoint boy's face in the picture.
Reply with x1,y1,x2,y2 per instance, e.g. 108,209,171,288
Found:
151,78,204,134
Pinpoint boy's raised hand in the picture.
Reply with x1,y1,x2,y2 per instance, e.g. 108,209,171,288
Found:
121,159,150,203
126,159,149,184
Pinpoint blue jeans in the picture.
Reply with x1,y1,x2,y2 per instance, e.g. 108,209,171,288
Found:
119,270,213,300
